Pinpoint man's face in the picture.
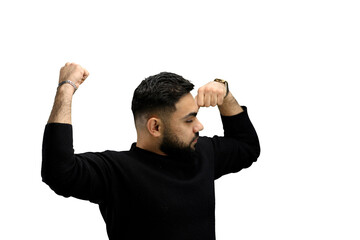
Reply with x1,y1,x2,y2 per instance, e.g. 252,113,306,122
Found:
160,93,204,156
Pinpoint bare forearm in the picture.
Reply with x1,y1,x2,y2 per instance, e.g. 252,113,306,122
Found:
47,62,89,124
218,92,243,116
48,85,74,124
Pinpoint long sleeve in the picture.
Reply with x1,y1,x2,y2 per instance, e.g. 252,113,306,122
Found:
212,106,260,179
41,123,110,203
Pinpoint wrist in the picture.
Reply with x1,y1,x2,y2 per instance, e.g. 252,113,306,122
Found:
58,80,78,93
222,91,233,103
214,78,229,98
57,83,76,95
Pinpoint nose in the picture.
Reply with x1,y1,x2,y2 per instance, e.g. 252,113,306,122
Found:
194,119,204,133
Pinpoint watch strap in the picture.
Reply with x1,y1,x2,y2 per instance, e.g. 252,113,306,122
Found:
214,78,229,97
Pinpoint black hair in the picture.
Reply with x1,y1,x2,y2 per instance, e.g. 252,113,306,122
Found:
131,72,194,121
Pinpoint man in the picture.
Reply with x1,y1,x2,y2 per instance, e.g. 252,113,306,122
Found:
42,62,260,240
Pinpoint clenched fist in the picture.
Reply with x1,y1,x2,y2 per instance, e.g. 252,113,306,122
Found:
195,81,227,107
59,62,89,90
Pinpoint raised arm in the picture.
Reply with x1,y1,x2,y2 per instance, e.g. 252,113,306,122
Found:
42,63,110,203
195,79,260,179
48,62,89,124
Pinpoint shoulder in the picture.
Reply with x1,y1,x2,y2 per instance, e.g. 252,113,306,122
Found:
75,150,135,166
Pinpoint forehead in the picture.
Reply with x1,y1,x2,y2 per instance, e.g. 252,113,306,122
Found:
172,93,198,119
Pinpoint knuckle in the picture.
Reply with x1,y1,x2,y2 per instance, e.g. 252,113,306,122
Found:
204,86,212,92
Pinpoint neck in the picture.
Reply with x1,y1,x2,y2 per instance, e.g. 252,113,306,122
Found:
136,140,166,156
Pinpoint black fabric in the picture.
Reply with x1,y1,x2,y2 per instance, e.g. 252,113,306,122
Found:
42,107,260,240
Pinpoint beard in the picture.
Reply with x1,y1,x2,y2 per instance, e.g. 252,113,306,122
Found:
160,128,199,158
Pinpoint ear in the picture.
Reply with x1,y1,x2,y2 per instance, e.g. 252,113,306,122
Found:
146,117,163,137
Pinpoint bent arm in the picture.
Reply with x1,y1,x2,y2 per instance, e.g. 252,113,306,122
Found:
195,79,260,178
42,63,107,202
42,123,109,203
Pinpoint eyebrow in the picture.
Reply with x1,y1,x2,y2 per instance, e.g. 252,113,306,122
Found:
181,112,198,120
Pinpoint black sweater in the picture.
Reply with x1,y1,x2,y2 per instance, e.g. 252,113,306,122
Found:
42,107,260,240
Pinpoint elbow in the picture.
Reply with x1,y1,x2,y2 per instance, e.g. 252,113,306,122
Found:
41,150,75,197
242,141,261,169
251,141,261,164
250,134,261,161
253,140,261,160
41,165,73,198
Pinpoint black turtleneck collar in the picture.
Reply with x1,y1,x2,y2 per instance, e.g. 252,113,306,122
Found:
130,142,201,179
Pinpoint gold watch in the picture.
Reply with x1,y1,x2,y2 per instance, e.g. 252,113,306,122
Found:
214,78,229,97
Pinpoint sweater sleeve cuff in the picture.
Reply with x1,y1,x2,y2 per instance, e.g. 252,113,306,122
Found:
43,123,74,150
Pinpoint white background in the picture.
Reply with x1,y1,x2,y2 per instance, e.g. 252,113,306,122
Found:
1,0,359,239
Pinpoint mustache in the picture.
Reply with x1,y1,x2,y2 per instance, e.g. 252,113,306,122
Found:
192,132,200,142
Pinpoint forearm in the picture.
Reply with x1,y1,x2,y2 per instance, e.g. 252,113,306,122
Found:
218,91,244,116
48,84,75,124
47,62,89,124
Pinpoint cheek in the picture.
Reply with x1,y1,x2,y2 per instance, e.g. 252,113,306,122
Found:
173,126,193,140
